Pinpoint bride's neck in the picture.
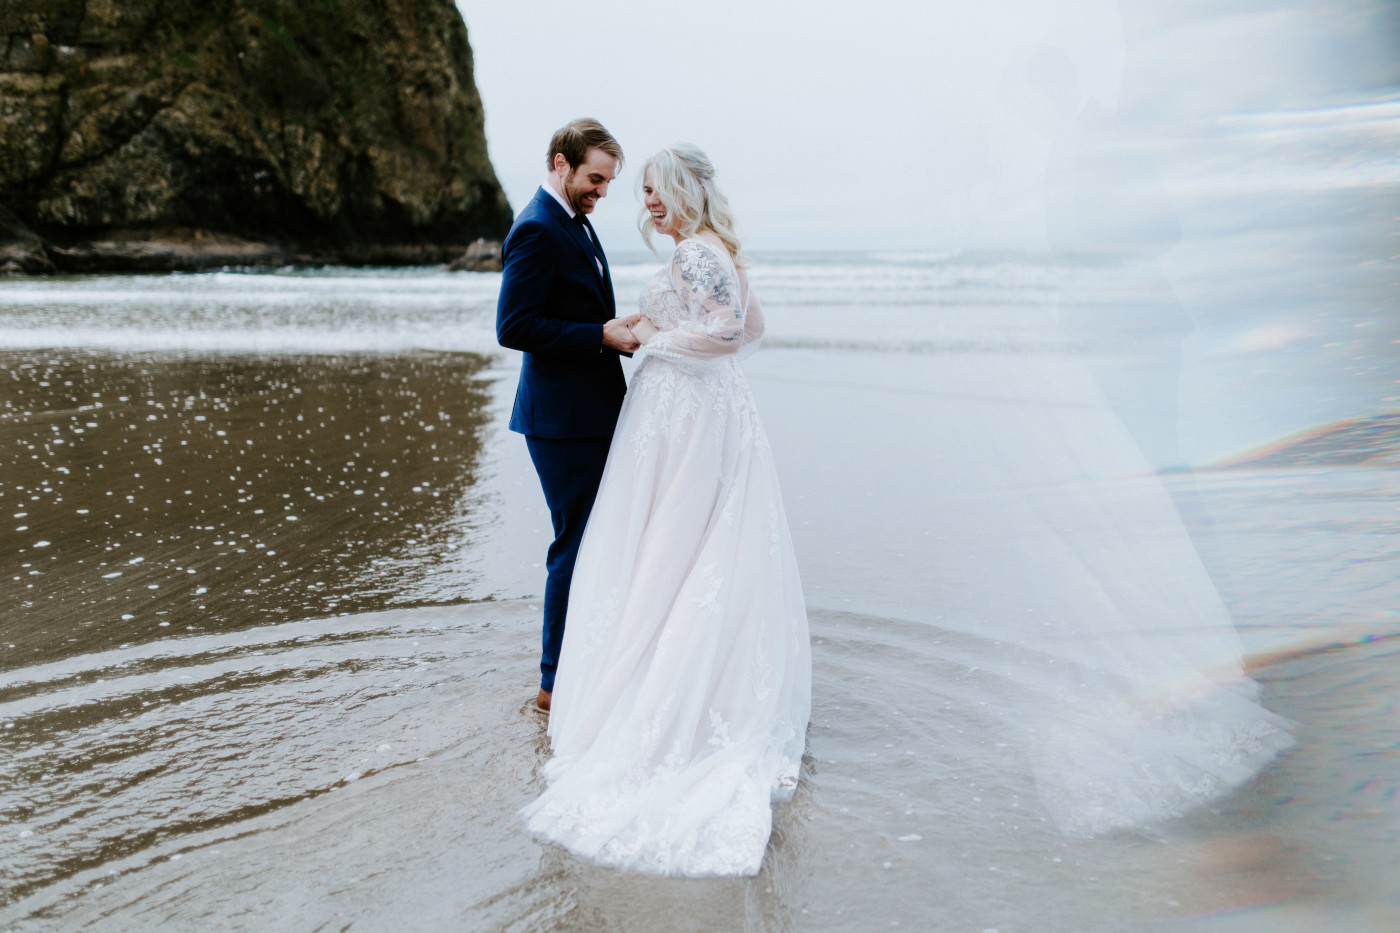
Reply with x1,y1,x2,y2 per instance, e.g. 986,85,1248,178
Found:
684,228,725,250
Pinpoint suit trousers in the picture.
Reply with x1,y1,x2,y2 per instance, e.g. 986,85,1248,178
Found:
525,434,612,692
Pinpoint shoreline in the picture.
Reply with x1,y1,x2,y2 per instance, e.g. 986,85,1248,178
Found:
0,221,504,275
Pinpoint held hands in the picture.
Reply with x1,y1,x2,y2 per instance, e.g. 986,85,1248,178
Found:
603,314,643,352
628,317,659,345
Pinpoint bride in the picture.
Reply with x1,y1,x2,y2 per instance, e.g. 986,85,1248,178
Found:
520,145,812,877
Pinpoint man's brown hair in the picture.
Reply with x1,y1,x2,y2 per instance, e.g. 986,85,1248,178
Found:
546,118,624,172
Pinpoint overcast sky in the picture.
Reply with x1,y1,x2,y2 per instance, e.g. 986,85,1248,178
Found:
456,0,1127,252
456,1,1393,252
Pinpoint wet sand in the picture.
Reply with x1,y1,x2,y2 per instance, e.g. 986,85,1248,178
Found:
0,333,1395,931
0,598,1289,933
1,228,1397,933
2,350,495,667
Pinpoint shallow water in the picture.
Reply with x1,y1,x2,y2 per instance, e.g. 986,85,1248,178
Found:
0,465,1393,930
2,95,1398,931
1,271,1395,931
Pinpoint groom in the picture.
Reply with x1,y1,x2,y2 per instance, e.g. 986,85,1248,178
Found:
496,118,639,712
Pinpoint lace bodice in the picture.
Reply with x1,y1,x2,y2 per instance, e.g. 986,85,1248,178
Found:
637,238,764,366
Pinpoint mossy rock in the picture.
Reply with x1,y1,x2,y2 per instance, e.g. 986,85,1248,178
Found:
0,0,512,269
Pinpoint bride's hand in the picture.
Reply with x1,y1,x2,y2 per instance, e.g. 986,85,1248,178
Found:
629,317,659,345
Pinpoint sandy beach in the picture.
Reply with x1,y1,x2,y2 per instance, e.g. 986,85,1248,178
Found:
2,0,1396,924
0,255,1395,930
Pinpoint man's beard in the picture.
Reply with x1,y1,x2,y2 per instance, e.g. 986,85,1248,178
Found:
563,171,595,214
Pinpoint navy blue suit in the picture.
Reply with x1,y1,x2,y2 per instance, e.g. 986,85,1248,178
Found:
496,187,626,692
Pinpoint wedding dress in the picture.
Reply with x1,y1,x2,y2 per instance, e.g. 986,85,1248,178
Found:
521,238,811,876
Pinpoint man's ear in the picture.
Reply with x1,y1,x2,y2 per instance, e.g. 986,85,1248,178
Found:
552,152,569,175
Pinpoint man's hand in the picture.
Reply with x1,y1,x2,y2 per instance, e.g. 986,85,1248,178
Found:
603,314,642,352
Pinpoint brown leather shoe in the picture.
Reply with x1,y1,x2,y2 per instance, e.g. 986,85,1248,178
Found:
536,688,552,712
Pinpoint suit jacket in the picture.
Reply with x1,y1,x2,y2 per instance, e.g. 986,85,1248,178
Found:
496,187,626,438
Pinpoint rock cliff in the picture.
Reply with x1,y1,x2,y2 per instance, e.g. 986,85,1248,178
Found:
0,0,512,272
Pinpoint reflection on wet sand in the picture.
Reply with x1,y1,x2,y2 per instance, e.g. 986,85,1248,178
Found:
0,350,498,909
1,351,493,668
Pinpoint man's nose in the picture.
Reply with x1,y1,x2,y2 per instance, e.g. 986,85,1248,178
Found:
597,181,610,198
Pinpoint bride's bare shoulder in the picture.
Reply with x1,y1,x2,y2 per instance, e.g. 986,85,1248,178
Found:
695,231,728,253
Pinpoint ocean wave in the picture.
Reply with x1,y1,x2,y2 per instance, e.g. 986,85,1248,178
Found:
0,324,502,355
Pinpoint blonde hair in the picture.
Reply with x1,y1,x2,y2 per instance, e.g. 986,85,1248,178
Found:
638,144,749,268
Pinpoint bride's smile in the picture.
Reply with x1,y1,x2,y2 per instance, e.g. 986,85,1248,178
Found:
642,173,677,238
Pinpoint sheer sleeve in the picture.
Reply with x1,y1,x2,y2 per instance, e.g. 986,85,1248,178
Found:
642,240,760,365
742,288,765,345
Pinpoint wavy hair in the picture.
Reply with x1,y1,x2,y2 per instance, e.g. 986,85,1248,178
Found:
638,145,748,268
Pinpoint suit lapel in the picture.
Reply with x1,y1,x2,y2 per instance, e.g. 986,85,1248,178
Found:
537,188,606,288
572,222,603,286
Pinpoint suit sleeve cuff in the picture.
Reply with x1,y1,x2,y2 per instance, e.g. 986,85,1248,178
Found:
586,322,606,352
